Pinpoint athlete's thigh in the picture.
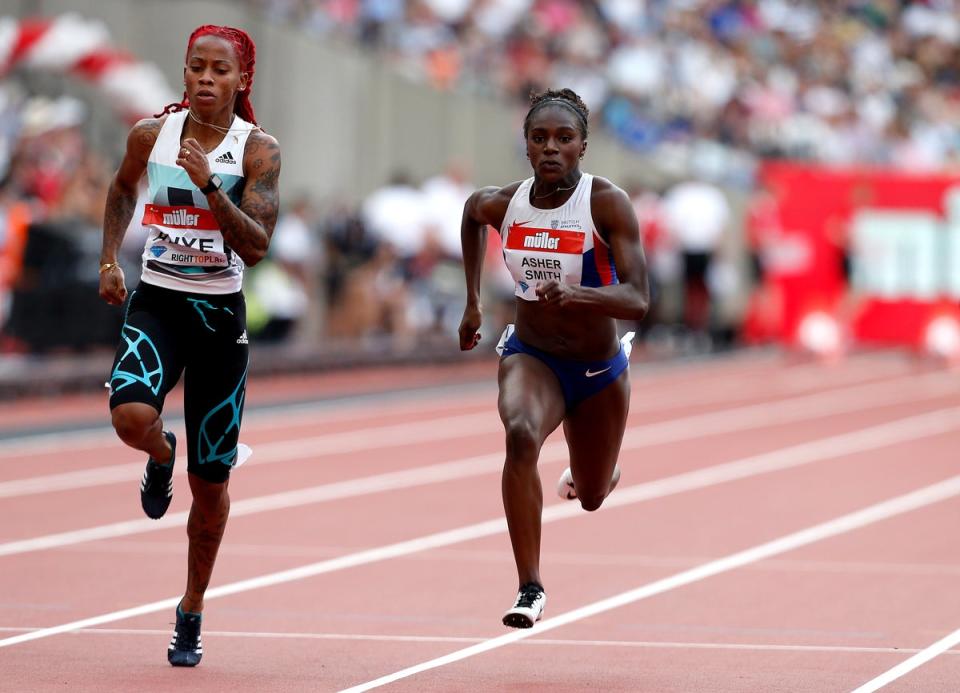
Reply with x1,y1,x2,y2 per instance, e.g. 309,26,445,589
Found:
498,353,566,444
108,289,184,412
563,369,630,492
182,294,249,482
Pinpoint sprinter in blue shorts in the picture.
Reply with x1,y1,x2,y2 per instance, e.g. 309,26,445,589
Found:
458,88,649,628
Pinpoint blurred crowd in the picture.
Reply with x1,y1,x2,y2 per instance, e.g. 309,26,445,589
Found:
254,0,960,185
3,0,960,357
247,163,492,349
0,79,734,355
0,89,116,352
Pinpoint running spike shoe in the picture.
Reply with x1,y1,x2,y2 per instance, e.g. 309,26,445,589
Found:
168,604,203,667
140,430,176,519
502,582,546,629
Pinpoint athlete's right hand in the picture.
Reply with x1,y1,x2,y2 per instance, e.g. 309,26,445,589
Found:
99,265,128,306
458,305,482,351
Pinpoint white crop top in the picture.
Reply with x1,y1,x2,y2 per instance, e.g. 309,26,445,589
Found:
499,173,619,301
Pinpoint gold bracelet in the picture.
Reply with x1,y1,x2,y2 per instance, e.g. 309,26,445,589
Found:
99,262,120,274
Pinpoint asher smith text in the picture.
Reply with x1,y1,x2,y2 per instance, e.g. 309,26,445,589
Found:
520,255,562,282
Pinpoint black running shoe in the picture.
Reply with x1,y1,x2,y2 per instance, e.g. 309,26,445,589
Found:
168,604,203,667
140,431,176,520
502,582,546,628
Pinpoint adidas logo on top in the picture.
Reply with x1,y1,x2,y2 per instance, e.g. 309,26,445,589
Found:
214,151,237,164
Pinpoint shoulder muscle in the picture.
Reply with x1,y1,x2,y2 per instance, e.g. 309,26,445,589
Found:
590,176,635,235
467,181,523,228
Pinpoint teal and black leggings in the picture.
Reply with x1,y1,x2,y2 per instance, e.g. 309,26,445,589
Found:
108,281,248,483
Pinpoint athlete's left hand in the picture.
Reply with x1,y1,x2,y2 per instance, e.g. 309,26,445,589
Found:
177,138,212,189
536,280,573,307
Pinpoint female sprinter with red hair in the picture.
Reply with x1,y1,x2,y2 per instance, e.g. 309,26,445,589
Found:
98,25,281,666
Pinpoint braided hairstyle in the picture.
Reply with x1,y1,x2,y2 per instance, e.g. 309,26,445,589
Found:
156,25,258,126
522,88,589,140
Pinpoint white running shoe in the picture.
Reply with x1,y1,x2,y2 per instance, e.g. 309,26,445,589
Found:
557,467,577,500
502,582,546,629
556,465,621,501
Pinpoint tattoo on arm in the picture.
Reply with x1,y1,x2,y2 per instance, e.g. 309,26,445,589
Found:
207,132,281,266
101,184,137,261
136,122,159,150
101,119,158,262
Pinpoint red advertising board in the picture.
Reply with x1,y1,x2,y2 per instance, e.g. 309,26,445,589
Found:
752,162,960,348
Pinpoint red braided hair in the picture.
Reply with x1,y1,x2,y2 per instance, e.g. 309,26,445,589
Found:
155,25,258,126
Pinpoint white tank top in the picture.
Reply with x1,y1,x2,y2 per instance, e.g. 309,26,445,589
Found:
139,110,256,294
499,173,619,301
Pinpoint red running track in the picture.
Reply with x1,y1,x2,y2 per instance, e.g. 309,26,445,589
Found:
1,352,959,692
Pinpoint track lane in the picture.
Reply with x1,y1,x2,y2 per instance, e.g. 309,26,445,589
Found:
2,354,958,692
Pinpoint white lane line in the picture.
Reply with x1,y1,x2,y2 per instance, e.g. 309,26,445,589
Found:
1,409,957,649
0,411,497,498
850,626,960,692
0,390,491,456
0,348,920,459
0,450,502,557
1,367,956,501
0,626,956,656
0,353,745,456
51,541,960,582
1,400,957,559
608,357,918,420
341,475,960,692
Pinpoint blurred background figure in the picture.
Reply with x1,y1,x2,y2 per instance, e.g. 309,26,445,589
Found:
421,161,474,261
246,195,319,343
321,197,382,339
626,179,671,338
1,94,119,354
327,240,412,345
362,170,427,269
740,178,786,346
661,178,730,344
415,161,475,336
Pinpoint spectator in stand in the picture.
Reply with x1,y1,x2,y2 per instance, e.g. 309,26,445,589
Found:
362,170,427,265
326,240,412,341
323,197,378,309
661,179,729,337
421,161,475,260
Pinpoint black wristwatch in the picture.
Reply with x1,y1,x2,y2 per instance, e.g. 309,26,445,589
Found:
200,174,223,195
